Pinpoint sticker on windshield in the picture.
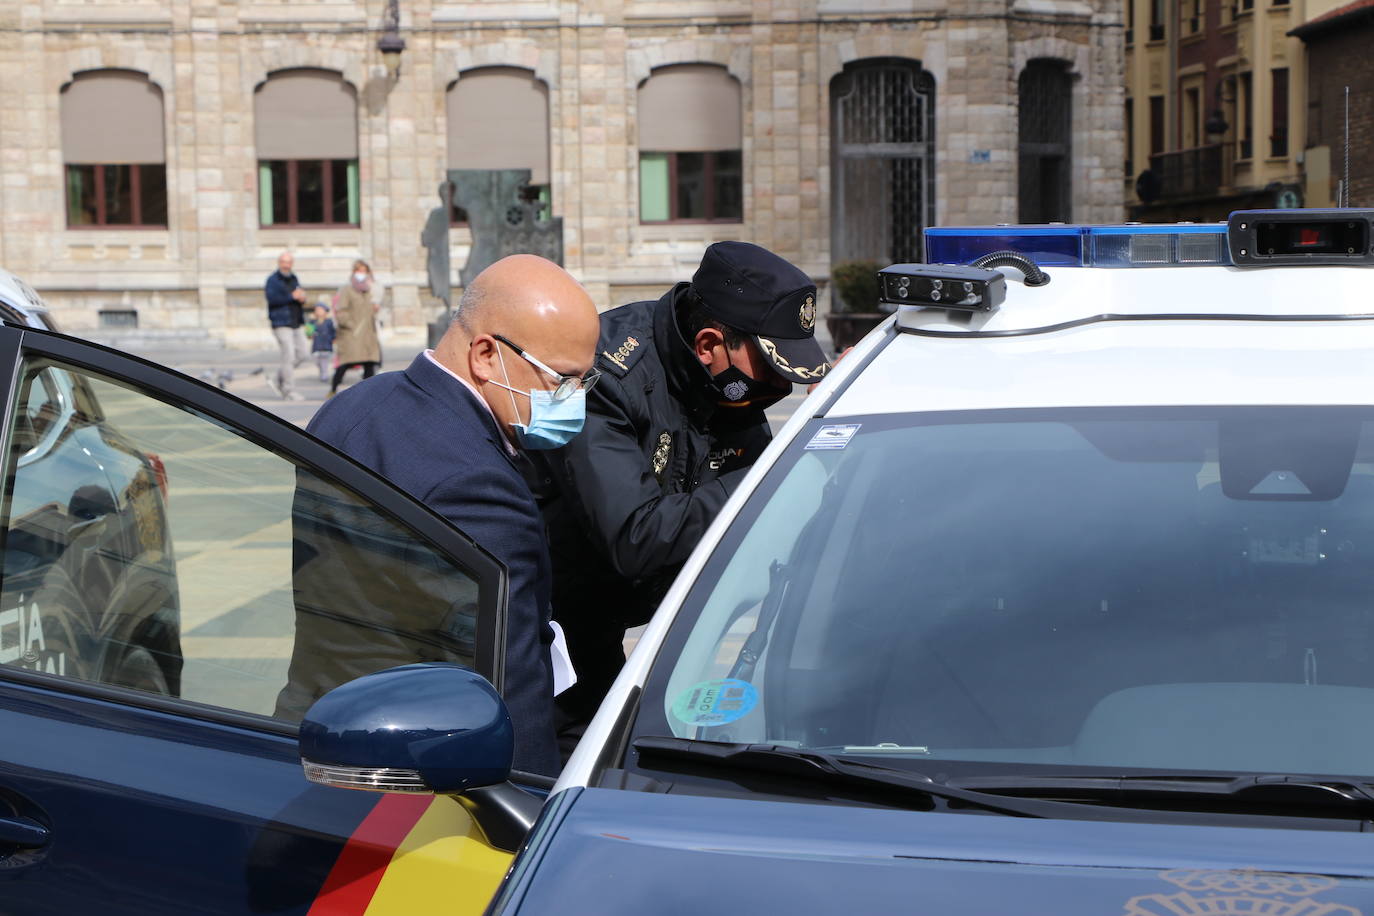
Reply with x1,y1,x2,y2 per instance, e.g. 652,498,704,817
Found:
672,678,759,727
804,423,861,450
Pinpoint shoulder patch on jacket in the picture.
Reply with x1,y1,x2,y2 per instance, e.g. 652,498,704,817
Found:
599,333,646,378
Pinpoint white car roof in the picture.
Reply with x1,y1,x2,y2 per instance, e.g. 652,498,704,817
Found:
0,267,51,329
831,265,1374,416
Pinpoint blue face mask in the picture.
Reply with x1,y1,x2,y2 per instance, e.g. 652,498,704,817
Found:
513,388,586,450
493,350,587,450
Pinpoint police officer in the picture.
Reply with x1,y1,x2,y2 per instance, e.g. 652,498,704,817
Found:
534,241,830,752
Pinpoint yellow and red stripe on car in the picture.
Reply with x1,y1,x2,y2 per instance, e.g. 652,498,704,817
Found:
307,794,513,915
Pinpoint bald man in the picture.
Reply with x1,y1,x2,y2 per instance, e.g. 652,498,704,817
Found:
293,255,599,775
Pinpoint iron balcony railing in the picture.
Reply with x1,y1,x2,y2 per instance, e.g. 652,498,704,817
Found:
1148,144,1232,200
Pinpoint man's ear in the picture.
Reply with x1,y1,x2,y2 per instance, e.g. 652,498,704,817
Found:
468,334,499,383
693,327,724,367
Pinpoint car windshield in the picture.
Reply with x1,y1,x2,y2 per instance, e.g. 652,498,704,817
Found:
638,407,1374,781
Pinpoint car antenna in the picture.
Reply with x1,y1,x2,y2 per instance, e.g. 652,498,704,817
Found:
1343,86,1350,208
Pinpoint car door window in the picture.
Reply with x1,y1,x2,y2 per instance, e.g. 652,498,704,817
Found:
0,354,493,722
12,367,69,459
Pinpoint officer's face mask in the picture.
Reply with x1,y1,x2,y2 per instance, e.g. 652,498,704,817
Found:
491,346,587,450
710,346,791,410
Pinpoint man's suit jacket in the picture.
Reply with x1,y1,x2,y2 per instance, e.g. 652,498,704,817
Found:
304,353,559,775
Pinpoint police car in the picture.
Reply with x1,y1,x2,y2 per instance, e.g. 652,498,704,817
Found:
10,211,1374,914
478,210,1374,910
320,209,1374,913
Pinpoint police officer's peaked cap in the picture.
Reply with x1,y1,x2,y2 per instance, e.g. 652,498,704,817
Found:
690,241,831,385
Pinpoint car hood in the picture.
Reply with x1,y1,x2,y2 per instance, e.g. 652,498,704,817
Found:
506,787,1374,914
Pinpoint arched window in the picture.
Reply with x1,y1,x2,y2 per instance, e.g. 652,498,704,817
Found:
446,67,551,224
637,64,743,223
1018,59,1074,223
61,70,167,228
254,69,359,227
829,58,935,264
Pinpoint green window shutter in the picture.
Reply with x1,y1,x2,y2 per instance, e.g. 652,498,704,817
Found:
258,163,273,226
66,166,87,226
347,160,360,225
639,153,670,222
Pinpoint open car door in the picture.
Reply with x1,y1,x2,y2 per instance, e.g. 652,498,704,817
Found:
0,325,520,915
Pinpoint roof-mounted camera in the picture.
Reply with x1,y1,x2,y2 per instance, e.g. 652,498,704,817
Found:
1229,209,1374,266
877,264,1006,313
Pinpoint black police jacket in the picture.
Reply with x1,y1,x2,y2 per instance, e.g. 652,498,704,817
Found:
534,284,773,636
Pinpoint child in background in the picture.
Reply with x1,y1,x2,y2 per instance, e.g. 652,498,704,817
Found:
307,301,336,383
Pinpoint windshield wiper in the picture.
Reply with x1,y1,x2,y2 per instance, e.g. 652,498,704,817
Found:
633,737,1117,820
946,773,1374,813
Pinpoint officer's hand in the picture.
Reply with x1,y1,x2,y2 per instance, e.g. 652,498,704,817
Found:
809,347,853,393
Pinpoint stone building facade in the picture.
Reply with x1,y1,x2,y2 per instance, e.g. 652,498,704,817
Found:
0,0,1124,345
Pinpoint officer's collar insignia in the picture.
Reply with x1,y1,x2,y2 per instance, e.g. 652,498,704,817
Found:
799,295,816,332
601,335,642,376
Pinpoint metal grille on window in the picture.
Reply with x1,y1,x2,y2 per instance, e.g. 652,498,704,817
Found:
1018,59,1074,223
830,59,935,267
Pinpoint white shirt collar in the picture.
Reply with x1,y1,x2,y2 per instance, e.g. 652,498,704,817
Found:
423,349,517,455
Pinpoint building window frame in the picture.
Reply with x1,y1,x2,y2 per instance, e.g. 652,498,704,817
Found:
638,149,743,224
1182,84,1202,149
257,158,359,228
1237,71,1254,161
1181,0,1204,36
1270,67,1289,158
1149,94,1166,157
1125,97,1135,177
65,163,168,229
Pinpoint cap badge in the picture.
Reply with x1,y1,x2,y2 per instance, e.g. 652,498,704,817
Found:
799,295,817,332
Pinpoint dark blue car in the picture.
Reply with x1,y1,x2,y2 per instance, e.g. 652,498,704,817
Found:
0,320,532,914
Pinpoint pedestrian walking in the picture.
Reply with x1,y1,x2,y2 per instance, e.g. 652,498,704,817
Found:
307,302,336,383
329,259,382,396
264,252,309,401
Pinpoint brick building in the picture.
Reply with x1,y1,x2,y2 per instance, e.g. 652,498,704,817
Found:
0,1,1125,345
1291,0,1374,207
1123,0,1315,222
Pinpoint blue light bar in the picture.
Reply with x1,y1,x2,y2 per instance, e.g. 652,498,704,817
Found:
924,224,1232,269
924,226,1083,267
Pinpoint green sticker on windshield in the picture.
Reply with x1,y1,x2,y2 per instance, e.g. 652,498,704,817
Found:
672,678,758,727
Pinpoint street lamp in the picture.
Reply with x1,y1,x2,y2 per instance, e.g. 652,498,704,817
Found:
1204,109,1228,142
378,0,406,80
1204,80,1228,143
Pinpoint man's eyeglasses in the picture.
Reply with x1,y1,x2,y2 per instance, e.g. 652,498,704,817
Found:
493,334,601,402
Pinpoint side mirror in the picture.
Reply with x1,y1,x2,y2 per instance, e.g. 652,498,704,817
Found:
299,663,513,795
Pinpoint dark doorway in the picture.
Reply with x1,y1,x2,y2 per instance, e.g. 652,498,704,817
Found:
829,58,935,266
1018,59,1074,223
